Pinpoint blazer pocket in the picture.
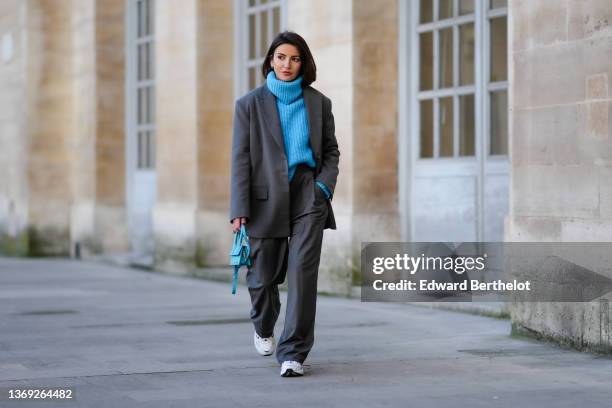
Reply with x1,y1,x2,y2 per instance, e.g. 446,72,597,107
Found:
252,185,268,200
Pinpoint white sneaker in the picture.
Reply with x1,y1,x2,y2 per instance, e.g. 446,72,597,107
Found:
253,332,275,356
280,361,304,377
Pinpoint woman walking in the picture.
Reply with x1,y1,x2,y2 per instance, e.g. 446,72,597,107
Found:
229,31,340,377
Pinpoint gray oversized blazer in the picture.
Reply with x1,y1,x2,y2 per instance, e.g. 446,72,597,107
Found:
229,83,340,238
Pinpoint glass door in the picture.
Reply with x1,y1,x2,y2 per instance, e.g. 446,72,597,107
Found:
408,0,508,242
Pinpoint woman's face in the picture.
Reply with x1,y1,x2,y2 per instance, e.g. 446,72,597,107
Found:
270,43,302,82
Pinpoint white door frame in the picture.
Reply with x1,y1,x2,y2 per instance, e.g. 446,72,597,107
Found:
398,0,509,242
125,0,157,256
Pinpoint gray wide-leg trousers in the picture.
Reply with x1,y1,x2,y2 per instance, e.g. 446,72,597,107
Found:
246,164,329,364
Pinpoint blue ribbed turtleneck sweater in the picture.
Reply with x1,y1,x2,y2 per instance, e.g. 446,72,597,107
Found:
266,71,331,199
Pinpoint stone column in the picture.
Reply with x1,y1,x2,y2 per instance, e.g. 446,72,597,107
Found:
25,0,74,256
70,0,98,255
153,0,200,273
0,0,29,255
352,0,400,258
70,0,128,257
92,0,128,253
194,0,234,267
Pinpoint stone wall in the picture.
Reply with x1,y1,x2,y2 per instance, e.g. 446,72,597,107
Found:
153,0,200,273
353,0,400,283
508,0,612,350
0,0,128,258
70,0,128,257
69,0,98,255
195,0,234,268
25,0,74,256
0,0,28,255
92,0,128,253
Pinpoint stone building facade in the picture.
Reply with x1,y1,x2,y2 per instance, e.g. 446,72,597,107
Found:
506,0,612,351
1,1,611,350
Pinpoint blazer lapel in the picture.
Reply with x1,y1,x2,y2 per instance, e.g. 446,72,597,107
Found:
260,86,286,153
303,87,322,155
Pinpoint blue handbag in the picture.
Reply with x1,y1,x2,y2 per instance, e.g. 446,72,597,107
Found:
229,224,252,294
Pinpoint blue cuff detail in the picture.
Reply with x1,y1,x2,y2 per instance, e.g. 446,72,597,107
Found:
315,181,332,200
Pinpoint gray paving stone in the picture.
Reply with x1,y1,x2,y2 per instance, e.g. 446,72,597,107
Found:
1,257,611,407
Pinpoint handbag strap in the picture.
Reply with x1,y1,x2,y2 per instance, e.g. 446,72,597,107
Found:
232,265,240,294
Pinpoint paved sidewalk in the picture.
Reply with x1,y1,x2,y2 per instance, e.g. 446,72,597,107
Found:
1,257,611,407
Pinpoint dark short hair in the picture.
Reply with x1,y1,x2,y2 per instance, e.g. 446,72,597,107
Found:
261,31,317,87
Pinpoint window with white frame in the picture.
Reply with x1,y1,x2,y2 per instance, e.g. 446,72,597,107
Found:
132,0,155,169
417,0,508,159
238,0,284,93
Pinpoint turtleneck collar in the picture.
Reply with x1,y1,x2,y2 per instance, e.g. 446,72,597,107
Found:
265,71,303,105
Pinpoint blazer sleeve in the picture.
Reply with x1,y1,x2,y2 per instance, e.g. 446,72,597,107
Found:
315,96,340,198
229,99,251,223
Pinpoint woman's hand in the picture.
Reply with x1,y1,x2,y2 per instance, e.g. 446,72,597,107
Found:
232,217,248,233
